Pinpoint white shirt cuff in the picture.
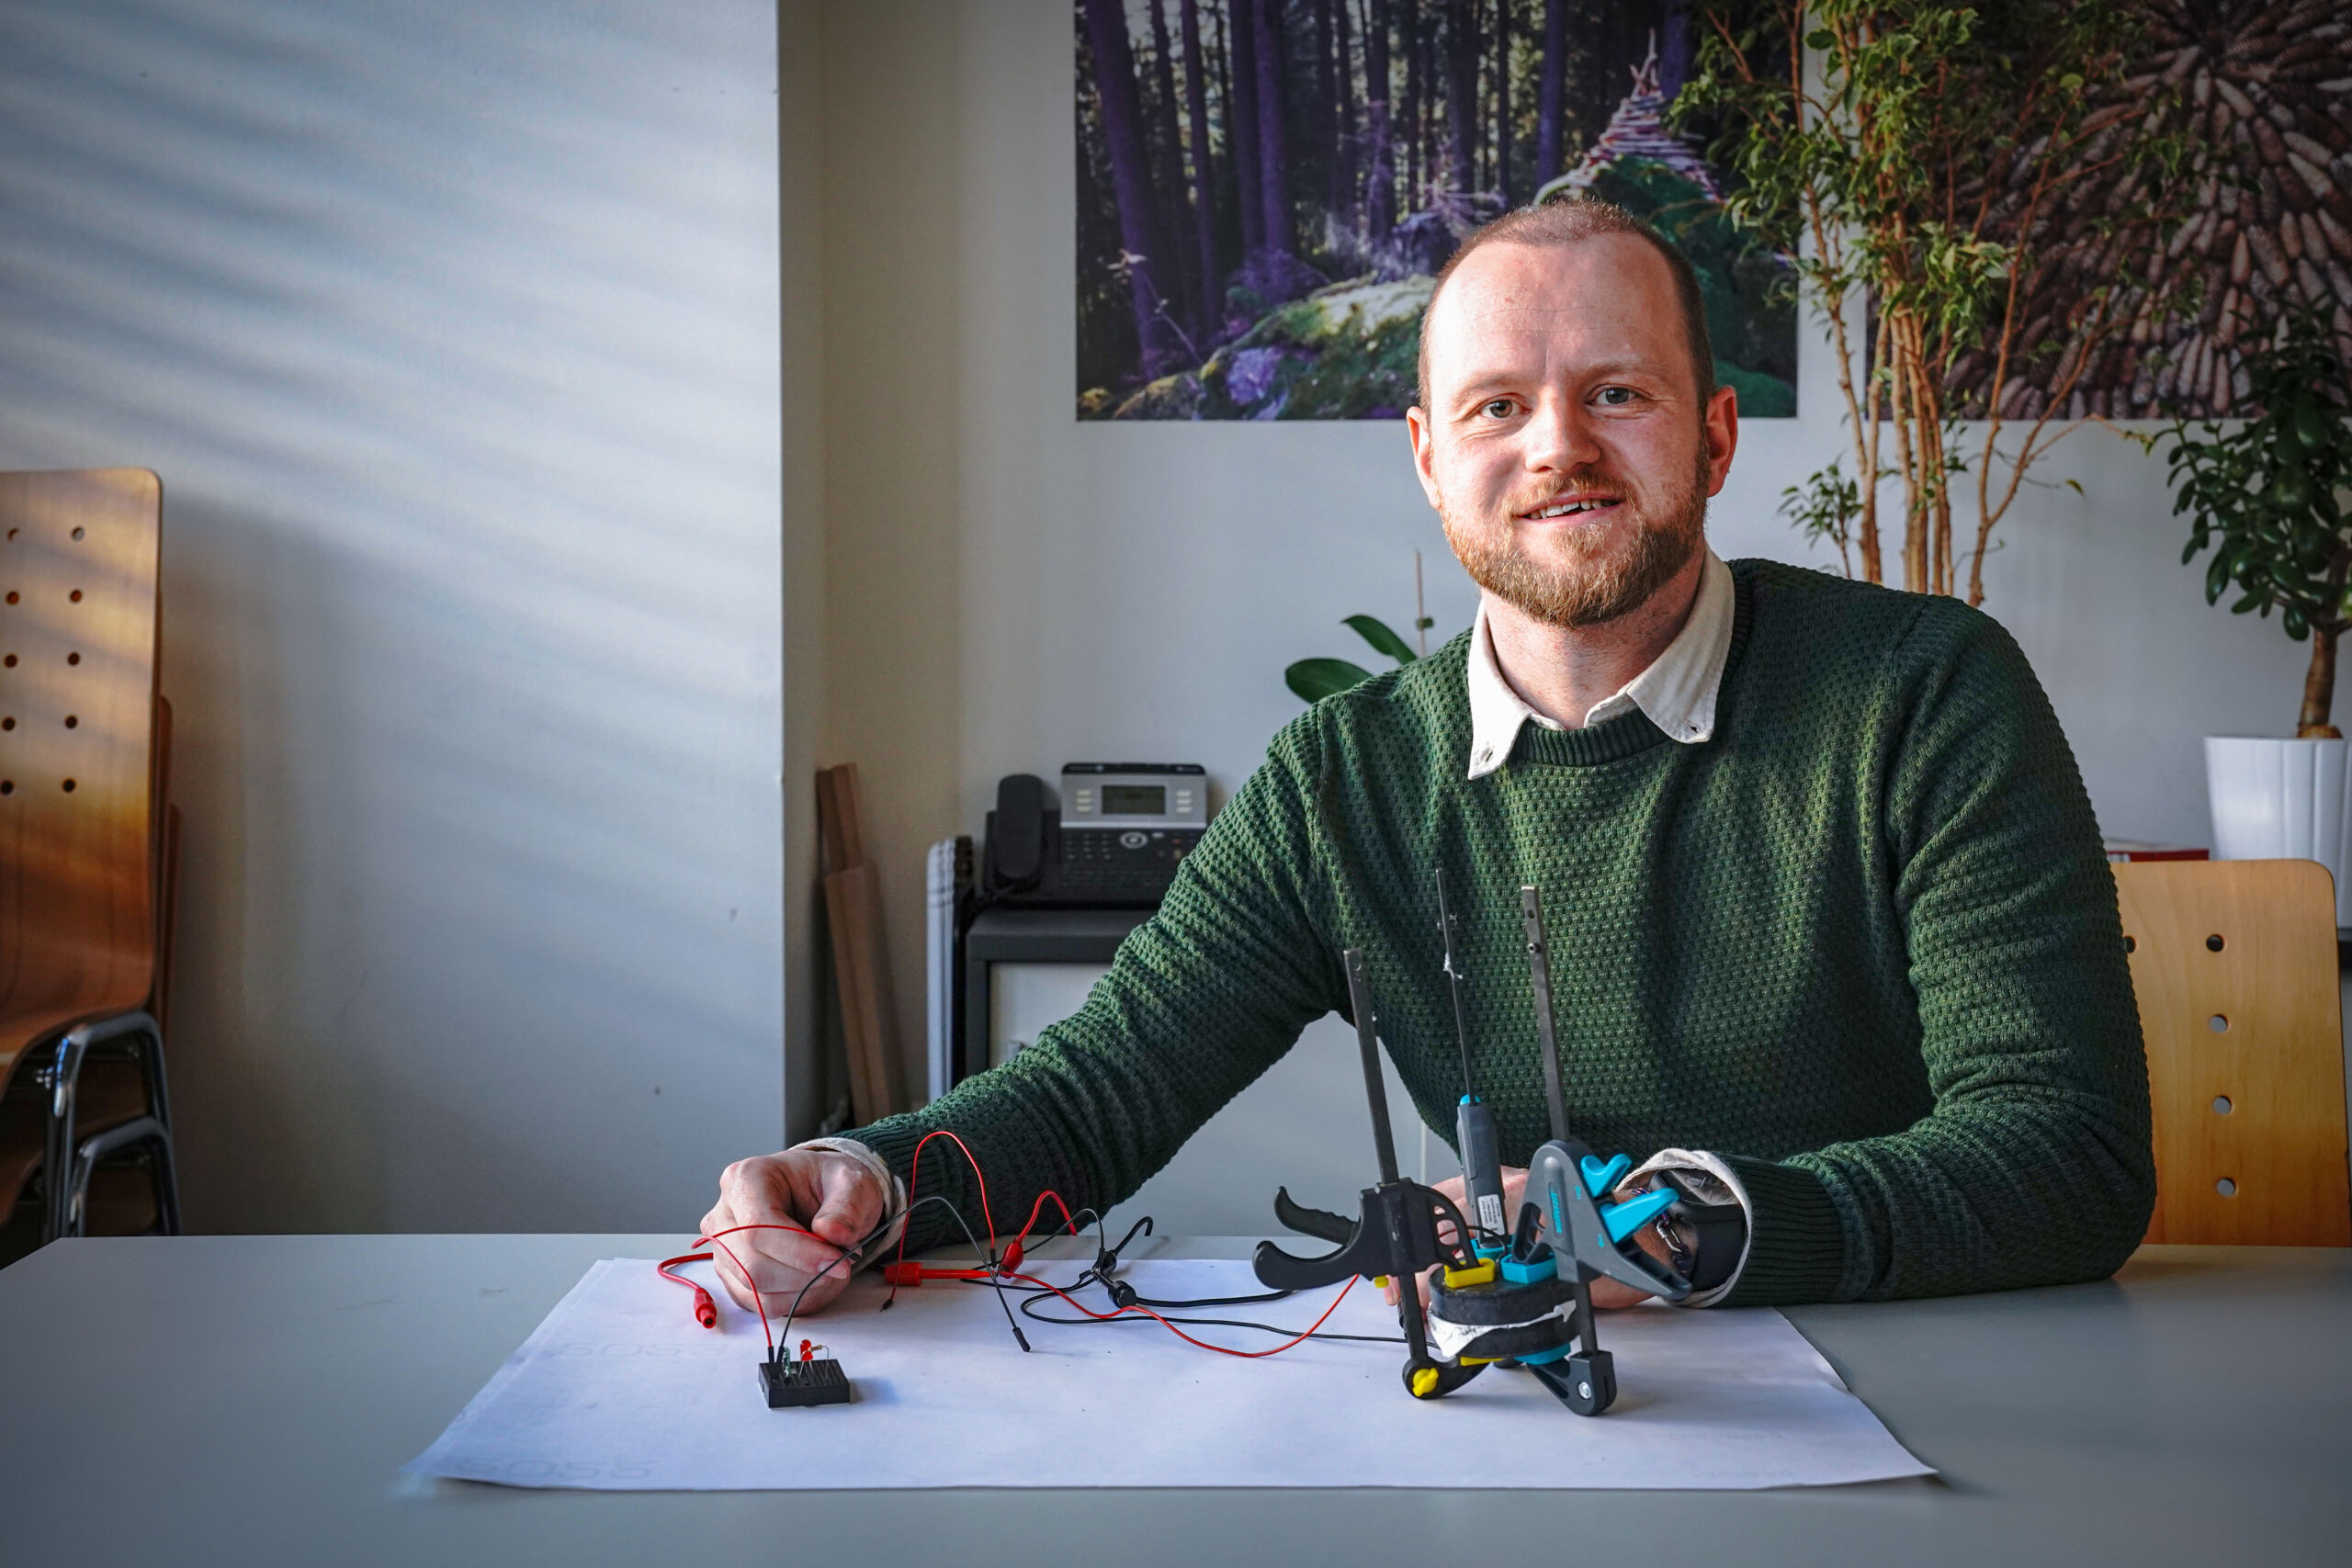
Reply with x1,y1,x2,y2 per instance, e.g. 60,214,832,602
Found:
792,1136,910,1267
1620,1148,1754,1308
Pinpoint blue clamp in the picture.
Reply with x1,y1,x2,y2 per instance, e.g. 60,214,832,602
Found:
1579,1152,1631,1197
1597,1185,1679,1245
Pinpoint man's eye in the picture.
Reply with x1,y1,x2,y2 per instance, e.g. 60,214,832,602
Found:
1480,398,1516,419
1596,386,1637,406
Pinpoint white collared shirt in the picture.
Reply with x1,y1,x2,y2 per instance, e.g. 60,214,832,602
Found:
1465,547,1736,779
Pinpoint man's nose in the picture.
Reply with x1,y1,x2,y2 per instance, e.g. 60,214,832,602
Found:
1523,393,1600,472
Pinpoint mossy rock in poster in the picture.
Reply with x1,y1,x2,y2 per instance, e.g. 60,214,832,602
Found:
1585,159,1798,414
1202,275,1433,420
1077,387,1120,421
1113,372,1204,420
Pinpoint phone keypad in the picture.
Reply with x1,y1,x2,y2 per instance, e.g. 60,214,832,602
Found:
1061,827,1200,894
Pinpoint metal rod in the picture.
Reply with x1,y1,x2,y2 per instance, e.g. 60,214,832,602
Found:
1341,948,1403,1185
1435,867,1476,1100
1521,885,1573,1145
1412,550,1429,658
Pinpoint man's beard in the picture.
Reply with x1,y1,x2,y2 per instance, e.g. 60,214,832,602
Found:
1440,451,1709,629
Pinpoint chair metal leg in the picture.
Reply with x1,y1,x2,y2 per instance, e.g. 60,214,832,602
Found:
63,1118,176,1237
40,1011,179,1241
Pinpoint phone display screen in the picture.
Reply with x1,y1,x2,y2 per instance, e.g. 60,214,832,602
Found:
1100,784,1166,817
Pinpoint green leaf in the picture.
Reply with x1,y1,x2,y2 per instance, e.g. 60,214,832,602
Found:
1284,658,1375,704
2181,536,2202,565
2286,605,2310,640
2206,552,2232,602
2295,397,2329,453
1343,615,1419,667
2274,466,2312,513
1805,28,1834,50
2231,592,2262,614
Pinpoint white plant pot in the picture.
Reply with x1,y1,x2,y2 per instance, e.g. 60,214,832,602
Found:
2204,735,2352,926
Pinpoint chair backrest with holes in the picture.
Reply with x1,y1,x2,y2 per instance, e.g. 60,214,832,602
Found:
0,470,162,1079
2113,859,2352,1246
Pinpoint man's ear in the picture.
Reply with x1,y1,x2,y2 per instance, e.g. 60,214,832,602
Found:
1407,405,1443,510
1702,383,1739,498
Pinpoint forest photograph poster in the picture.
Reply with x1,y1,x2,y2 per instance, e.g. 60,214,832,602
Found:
1074,0,1797,422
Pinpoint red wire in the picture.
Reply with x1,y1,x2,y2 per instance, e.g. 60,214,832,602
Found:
669,1139,1363,1366
691,1220,857,1353
888,1130,1004,1299
657,1250,711,1287
1007,1269,1361,1359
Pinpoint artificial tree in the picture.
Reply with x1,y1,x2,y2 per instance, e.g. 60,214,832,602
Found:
1677,0,2195,603
2161,304,2352,738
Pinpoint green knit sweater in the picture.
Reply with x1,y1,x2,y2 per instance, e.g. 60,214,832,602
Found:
853,560,2154,1305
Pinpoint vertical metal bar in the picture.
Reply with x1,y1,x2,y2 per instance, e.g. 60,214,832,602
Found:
1521,886,1573,1145
1434,866,1476,1099
1341,947,1402,1185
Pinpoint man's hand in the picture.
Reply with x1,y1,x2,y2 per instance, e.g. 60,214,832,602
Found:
1389,1166,1668,1311
697,1147,888,1318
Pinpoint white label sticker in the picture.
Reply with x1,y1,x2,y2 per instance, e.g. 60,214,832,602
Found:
1477,1194,1505,1234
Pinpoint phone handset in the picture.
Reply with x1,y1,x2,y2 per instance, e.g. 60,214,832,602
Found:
984,773,1050,893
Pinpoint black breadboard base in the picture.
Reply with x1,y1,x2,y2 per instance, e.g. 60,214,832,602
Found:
759,1358,853,1408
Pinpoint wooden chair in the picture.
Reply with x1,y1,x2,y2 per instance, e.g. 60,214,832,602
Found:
2113,859,2352,1246
0,469,181,1240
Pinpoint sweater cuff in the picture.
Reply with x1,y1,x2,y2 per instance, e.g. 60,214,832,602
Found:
1622,1148,1753,1307
792,1135,909,1266
1713,1156,1847,1306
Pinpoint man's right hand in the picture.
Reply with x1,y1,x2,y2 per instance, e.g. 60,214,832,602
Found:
698,1146,889,1318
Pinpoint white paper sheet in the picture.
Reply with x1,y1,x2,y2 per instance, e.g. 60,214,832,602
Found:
406,1258,1932,1491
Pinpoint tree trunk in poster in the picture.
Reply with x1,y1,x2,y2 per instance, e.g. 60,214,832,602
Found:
1081,0,1182,379
1253,0,1294,261
1491,0,1511,204
1402,0,1424,209
1535,0,1566,186
1331,0,1358,231
1445,0,1478,198
1181,0,1222,324
1313,0,1337,228
1230,0,1265,256
1363,0,1394,244
1145,0,1203,338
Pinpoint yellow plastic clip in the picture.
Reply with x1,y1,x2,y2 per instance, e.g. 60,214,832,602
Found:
1372,1275,1390,1289
1409,1366,1442,1398
1442,1259,1498,1289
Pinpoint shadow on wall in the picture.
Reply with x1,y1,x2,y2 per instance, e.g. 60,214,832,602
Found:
0,0,786,1232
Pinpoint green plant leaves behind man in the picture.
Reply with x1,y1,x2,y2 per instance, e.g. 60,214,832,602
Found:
1285,614,1426,704
2159,301,2352,737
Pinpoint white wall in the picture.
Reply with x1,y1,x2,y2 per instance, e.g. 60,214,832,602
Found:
813,3,2324,1225
0,0,786,1232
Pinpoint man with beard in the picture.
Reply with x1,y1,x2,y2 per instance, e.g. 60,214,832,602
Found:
701,198,2153,1321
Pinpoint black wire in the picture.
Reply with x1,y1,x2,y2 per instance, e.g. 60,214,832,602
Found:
890,1192,1032,1350
772,1204,900,1361
1120,1286,1295,1308
1013,1287,1404,1345
763,1193,1396,1359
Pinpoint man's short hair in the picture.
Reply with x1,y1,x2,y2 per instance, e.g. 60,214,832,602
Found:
1415,196,1716,412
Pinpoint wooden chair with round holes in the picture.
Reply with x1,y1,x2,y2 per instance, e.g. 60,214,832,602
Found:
2113,859,2352,1246
0,468,182,1242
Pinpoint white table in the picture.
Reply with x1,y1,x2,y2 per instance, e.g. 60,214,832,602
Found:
0,1235,2344,1565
